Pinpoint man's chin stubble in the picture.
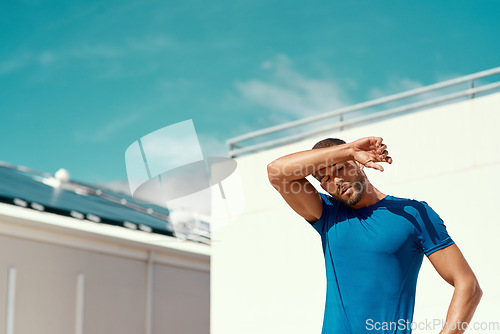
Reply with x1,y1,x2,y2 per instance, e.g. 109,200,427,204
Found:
331,189,363,206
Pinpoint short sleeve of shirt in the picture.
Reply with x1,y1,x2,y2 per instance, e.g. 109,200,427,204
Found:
413,201,455,256
308,193,339,235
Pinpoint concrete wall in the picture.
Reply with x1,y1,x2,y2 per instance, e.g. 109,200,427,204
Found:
212,92,500,334
0,203,210,334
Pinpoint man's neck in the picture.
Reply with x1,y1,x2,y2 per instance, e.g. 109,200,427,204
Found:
350,184,386,209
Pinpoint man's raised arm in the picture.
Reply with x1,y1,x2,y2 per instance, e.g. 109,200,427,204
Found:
266,136,391,222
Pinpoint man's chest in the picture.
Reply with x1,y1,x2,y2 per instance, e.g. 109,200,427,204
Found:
325,210,418,256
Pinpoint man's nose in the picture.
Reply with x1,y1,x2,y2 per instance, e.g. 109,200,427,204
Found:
334,176,344,185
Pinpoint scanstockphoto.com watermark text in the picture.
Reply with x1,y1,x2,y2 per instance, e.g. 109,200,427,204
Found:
366,318,500,332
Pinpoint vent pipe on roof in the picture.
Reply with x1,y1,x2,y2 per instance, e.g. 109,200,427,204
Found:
55,168,70,182
41,168,70,188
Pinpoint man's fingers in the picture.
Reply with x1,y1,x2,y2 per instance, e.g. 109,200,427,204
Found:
365,153,392,170
364,161,384,172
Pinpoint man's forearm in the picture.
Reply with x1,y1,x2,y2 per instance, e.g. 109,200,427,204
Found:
267,144,353,182
440,281,483,334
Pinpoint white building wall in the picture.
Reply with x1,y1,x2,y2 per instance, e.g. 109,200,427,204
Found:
212,92,500,334
0,203,210,334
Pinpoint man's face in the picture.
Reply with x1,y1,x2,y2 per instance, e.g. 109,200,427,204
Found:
314,161,367,207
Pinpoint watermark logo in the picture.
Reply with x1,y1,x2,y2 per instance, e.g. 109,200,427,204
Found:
125,120,244,241
366,318,500,332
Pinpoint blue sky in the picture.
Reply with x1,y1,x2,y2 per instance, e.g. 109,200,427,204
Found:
1,0,499,184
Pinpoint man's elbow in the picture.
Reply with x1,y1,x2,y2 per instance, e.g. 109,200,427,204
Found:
267,161,283,187
457,277,483,304
470,277,483,303
471,284,483,309
474,281,483,304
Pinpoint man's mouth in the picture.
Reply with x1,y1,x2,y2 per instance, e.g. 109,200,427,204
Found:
340,185,351,195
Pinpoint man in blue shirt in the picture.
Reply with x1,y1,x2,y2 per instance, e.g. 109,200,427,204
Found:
267,136,482,334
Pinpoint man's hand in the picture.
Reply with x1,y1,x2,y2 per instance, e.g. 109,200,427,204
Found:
350,137,393,171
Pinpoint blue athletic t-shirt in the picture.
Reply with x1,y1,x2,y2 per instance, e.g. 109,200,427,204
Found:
311,193,454,334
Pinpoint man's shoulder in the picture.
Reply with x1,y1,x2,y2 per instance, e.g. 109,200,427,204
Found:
385,194,426,205
384,195,434,217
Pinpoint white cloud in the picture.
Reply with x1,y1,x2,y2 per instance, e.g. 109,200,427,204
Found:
0,34,177,76
0,56,28,75
235,54,349,118
74,112,142,143
367,74,472,109
368,77,424,100
69,44,124,58
0,52,56,75
435,72,465,83
126,35,177,52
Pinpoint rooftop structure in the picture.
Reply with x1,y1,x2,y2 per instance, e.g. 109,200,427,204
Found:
0,162,210,334
0,162,210,244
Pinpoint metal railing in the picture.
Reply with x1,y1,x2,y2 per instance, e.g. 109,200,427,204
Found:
227,66,500,157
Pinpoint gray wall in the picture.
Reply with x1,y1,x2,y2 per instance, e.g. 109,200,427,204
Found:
0,205,210,334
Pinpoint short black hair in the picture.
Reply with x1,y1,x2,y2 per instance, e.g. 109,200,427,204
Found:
312,138,346,150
